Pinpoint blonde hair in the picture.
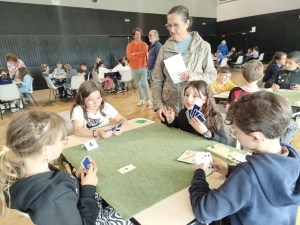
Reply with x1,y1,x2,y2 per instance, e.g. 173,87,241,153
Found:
242,60,264,83
0,110,67,216
40,63,49,72
63,64,72,72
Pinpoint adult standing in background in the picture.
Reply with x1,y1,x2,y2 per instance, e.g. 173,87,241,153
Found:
126,28,153,108
217,40,228,56
147,30,162,85
5,53,26,80
152,5,217,121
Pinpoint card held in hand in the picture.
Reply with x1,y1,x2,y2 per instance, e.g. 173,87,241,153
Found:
193,152,216,175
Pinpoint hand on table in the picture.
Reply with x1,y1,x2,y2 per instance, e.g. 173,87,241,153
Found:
156,107,167,122
271,84,280,91
164,106,175,124
210,158,228,176
113,126,124,136
81,161,98,186
291,85,300,90
97,130,113,138
179,70,194,82
190,117,208,135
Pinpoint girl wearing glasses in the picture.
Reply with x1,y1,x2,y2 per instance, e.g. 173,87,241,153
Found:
152,5,217,123
0,110,132,225
71,80,127,139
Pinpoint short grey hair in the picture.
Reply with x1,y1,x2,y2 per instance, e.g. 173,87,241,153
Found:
152,30,160,40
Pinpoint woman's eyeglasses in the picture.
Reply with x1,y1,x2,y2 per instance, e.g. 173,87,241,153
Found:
165,23,183,30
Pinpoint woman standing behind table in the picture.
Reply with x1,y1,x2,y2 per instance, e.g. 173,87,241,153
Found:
217,40,228,57
152,5,217,121
5,53,26,80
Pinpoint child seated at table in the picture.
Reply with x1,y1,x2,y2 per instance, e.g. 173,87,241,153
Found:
0,68,12,85
163,80,228,144
94,61,114,93
0,109,133,225
111,58,130,93
265,51,300,91
40,63,65,99
53,61,66,76
78,62,90,80
63,64,77,98
16,67,32,106
215,50,224,66
226,60,263,110
71,80,127,138
189,91,300,225
210,66,236,94
262,51,286,84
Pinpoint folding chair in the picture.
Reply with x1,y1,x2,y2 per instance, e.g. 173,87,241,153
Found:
232,56,244,70
0,84,22,119
119,70,136,93
65,76,85,102
44,77,59,102
258,53,265,62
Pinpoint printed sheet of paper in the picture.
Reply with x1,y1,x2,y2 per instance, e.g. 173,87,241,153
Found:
163,54,187,84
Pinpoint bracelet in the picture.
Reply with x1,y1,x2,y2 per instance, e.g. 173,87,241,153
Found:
92,130,98,138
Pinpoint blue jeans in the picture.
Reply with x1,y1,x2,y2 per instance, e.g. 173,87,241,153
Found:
113,74,125,89
63,83,71,95
131,68,150,101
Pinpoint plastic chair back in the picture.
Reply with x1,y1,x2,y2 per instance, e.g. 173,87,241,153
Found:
70,76,85,90
0,84,20,101
120,70,132,82
44,77,58,90
219,58,228,67
235,56,243,64
258,53,265,61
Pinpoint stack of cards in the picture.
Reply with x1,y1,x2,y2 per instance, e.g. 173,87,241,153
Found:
193,152,216,175
186,105,206,123
105,123,122,132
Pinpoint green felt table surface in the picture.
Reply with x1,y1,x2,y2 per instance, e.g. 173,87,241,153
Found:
62,122,241,220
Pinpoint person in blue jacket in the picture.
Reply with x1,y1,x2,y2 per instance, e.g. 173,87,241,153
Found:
189,91,300,225
217,40,228,56
262,51,286,83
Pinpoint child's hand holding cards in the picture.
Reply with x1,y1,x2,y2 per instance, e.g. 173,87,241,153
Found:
193,152,215,175
105,123,122,133
186,104,206,123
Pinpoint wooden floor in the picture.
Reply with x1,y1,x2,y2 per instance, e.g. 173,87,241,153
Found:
0,69,299,224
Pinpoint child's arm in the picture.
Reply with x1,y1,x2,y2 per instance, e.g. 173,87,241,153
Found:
163,106,180,128
264,71,280,89
72,120,113,138
189,164,253,224
164,106,175,124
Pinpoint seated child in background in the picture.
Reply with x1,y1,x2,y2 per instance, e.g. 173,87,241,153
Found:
63,64,77,97
0,110,133,225
262,51,286,84
265,51,300,91
0,68,12,85
71,80,127,138
210,66,236,94
53,61,66,76
40,63,65,99
216,50,224,65
78,62,90,81
17,67,33,105
241,48,253,64
226,60,263,110
189,91,300,225
164,81,228,145
111,58,130,93
95,61,114,93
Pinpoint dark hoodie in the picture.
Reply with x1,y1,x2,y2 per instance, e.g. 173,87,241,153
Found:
189,144,300,225
265,67,300,89
9,165,98,225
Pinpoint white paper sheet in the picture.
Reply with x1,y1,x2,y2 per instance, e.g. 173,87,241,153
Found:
163,54,187,84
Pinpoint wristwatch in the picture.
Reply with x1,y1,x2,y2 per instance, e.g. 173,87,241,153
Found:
203,129,211,138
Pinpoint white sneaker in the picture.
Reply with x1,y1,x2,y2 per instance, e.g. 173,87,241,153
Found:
147,100,153,108
137,100,144,106
10,103,17,112
117,88,123,93
19,102,23,109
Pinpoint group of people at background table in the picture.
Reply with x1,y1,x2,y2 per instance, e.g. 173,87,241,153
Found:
1,4,300,225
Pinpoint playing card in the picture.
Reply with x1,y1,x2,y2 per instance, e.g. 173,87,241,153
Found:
197,113,206,123
81,156,91,170
117,164,136,174
116,123,123,129
190,105,200,118
194,152,215,175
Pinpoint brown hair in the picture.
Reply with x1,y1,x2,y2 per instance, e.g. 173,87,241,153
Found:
287,51,300,63
40,63,49,72
118,58,126,67
56,61,63,65
0,68,9,82
5,53,18,63
63,64,72,72
80,62,87,67
0,110,67,216
95,61,105,73
18,67,31,81
132,28,143,36
264,51,286,73
218,66,232,75
226,91,292,139
242,60,264,83
70,80,106,122
184,81,221,133
168,5,193,31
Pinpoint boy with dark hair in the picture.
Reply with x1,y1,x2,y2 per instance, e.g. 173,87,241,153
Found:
226,60,263,110
210,66,235,94
265,51,300,91
189,91,300,225
78,62,90,81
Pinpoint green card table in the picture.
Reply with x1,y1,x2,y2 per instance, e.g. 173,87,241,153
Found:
63,118,243,224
